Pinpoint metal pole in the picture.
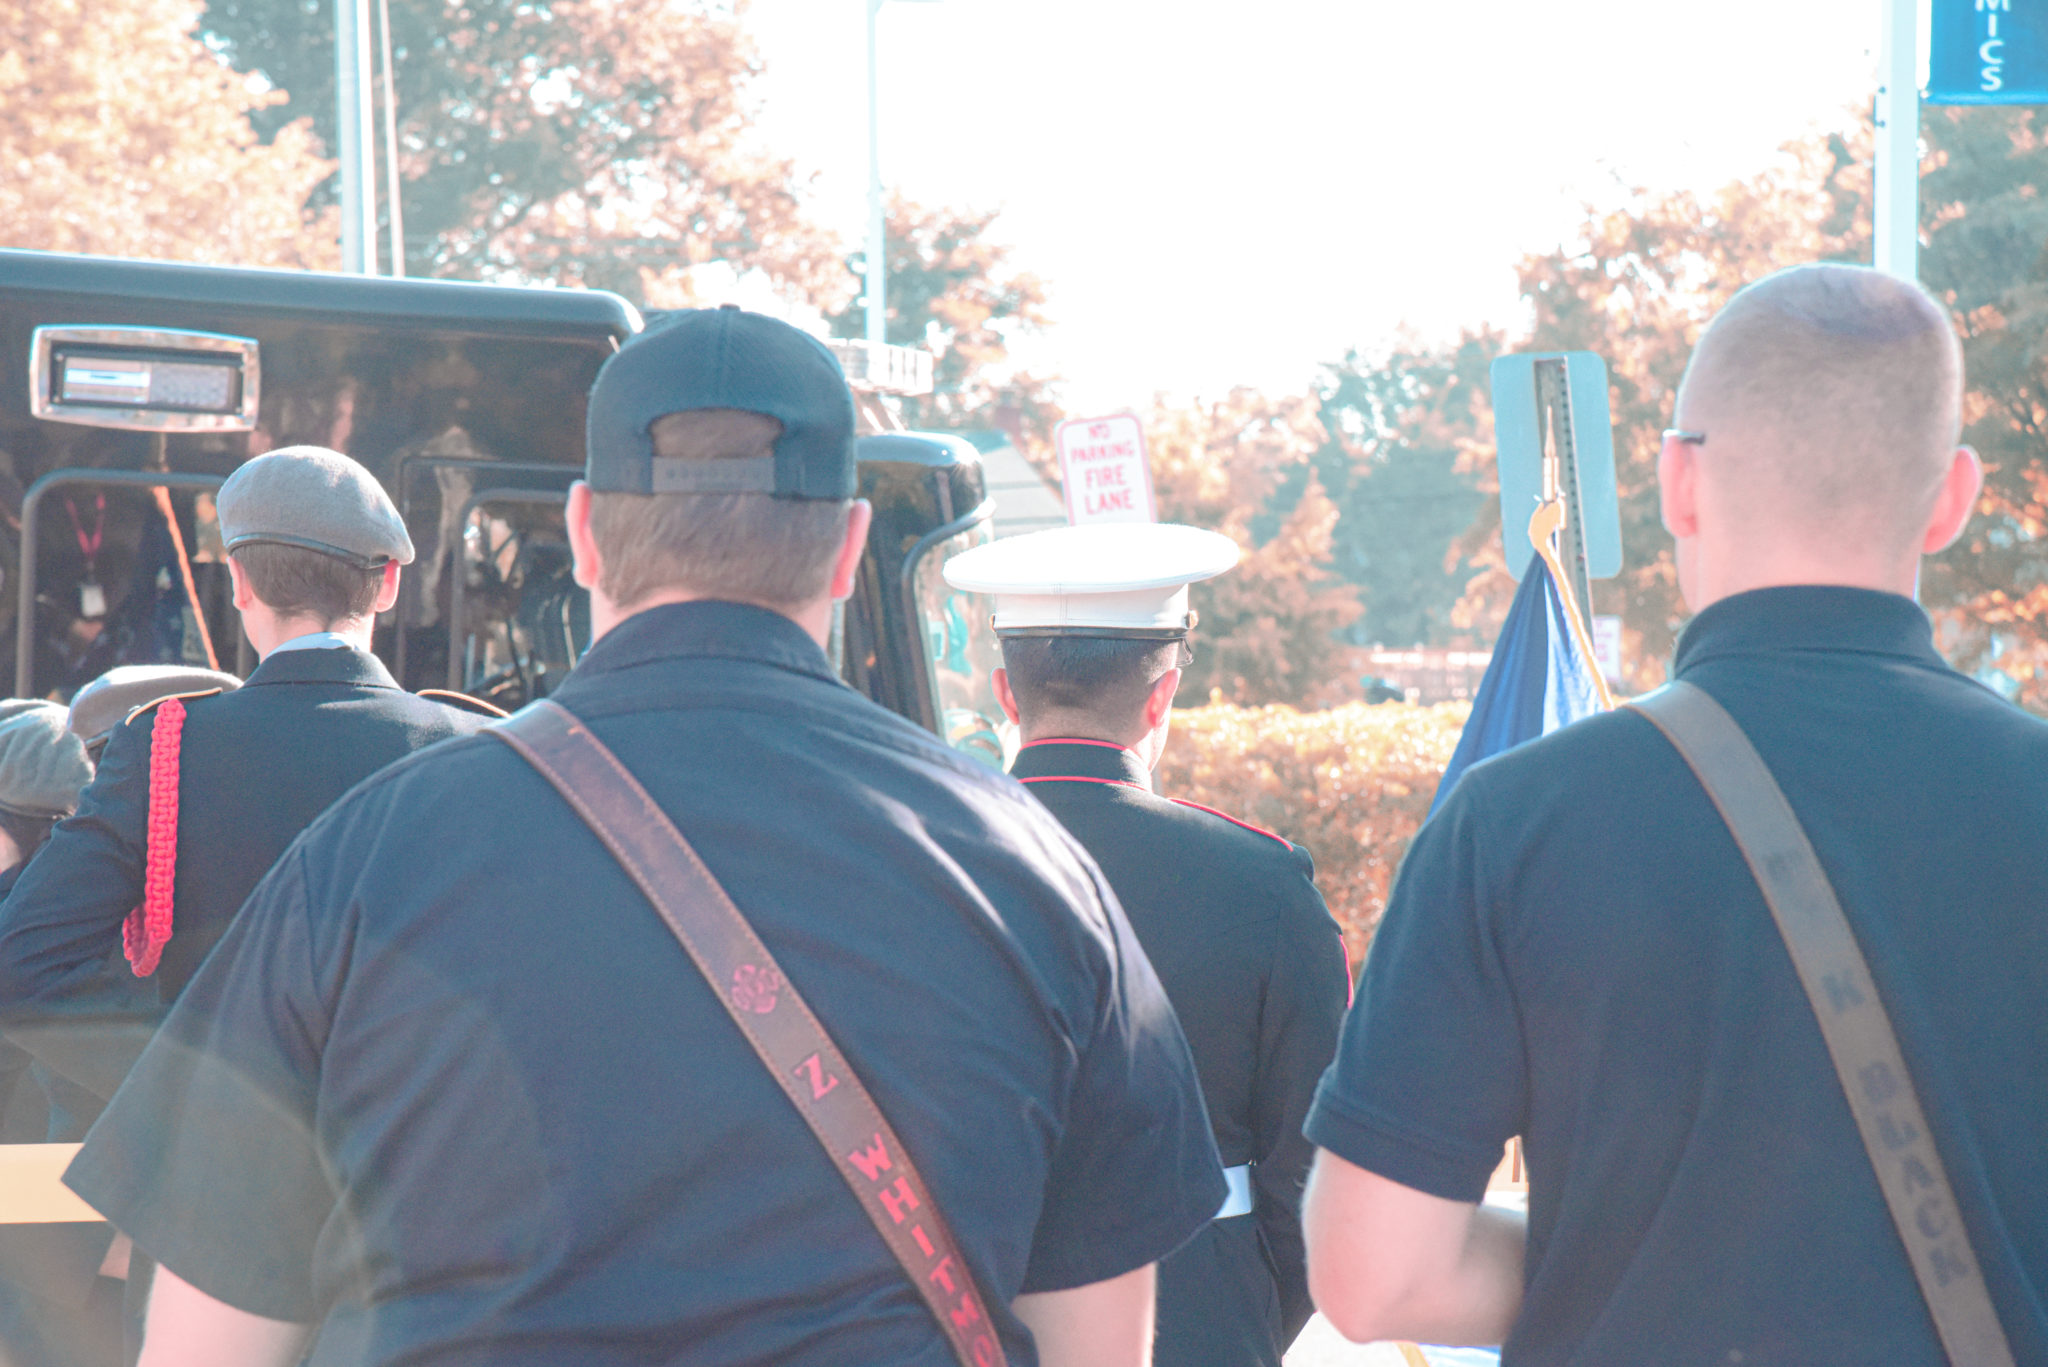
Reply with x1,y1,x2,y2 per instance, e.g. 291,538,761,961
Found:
336,0,378,274
376,0,405,277
1874,0,1921,280
1534,359,1595,637
865,0,886,345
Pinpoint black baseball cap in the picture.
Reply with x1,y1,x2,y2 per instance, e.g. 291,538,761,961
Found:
584,307,858,500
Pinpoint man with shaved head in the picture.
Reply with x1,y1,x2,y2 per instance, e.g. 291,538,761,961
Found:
1302,263,2046,1363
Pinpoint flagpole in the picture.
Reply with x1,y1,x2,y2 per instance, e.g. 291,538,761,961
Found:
1874,0,1921,279
1529,499,1616,711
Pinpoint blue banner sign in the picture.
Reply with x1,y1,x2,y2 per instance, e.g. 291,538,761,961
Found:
1929,0,2048,104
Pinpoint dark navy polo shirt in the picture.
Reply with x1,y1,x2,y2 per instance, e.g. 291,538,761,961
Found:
1306,587,2048,1364
67,602,1223,1367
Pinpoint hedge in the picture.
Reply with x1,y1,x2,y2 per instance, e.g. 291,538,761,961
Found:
1156,701,1468,969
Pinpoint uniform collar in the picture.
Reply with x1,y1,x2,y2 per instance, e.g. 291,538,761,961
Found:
1673,586,1947,677
268,630,359,655
1009,737,1154,792
246,644,399,689
572,600,841,688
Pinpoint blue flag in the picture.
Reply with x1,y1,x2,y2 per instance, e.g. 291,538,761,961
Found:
1430,552,1608,816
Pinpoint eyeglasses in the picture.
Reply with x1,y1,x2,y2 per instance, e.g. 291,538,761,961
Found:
1663,429,1707,446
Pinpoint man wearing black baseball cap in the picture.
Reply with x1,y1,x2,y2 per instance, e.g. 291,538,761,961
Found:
71,309,1223,1367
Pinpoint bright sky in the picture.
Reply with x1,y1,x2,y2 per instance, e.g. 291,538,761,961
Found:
746,0,1887,411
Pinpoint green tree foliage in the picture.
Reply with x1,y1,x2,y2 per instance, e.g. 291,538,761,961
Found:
1312,336,1494,646
1149,390,1360,707
1919,106,2048,703
827,195,1061,452
197,0,838,301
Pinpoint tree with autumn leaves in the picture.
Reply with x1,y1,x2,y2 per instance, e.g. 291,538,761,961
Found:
1148,390,1360,706
0,0,331,266
1396,108,2048,705
826,194,1062,454
24,0,2048,712
197,0,840,302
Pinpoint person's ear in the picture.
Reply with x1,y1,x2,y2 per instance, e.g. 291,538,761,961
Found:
371,561,401,615
1920,445,1984,555
565,482,603,591
1142,667,1181,730
1658,434,1701,540
226,554,256,612
992,666,1021,725
829,500,873,601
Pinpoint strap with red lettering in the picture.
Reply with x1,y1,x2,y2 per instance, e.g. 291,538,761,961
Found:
123,699,187,977
491,702,1009,1367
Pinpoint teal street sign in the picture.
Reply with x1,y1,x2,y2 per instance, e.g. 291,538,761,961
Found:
1489,351,1621,586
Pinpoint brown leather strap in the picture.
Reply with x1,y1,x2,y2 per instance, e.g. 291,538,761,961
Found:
490,701,1008,1367
1630,682,2015,1367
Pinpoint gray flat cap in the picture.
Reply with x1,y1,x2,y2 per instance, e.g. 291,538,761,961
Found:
218,446,413,569
0,701,94,819
67,665,242,749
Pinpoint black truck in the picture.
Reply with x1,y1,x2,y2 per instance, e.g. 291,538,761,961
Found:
0,248,1012,766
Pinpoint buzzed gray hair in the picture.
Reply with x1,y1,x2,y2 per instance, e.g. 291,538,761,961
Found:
1673,263,1963,549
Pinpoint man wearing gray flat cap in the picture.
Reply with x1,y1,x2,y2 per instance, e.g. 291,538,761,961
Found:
66,667,242,762
0,445,499,1113
0,702,92,893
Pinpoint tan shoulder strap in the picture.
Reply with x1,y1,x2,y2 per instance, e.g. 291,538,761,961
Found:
1630,682,2014,1366
490,701,1008,1367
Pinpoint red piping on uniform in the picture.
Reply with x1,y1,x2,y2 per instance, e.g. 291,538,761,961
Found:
123,700,184,977
1018,775,1146,790
1018,736,1132,753
1170,798,1293,848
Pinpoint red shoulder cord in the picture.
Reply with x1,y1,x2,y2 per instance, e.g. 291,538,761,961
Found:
122,699,185,977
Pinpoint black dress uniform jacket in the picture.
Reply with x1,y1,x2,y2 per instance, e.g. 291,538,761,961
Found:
1011,738,1349,1367
64,602,1224,1367
0,645,494,1095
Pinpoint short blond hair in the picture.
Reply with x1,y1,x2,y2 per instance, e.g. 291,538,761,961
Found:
1675,264,1963,550
586,409,852,611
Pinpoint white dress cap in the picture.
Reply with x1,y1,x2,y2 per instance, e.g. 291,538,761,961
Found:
942,522,1241,635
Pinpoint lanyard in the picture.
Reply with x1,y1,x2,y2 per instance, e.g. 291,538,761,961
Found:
64,493,104,577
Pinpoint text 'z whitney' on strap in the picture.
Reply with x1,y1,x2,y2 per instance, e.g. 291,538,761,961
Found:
488,701,1009,1367
1628,681,2015,1367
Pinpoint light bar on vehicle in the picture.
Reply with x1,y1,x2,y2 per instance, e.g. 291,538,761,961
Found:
827,339,934,397
30,325,261,432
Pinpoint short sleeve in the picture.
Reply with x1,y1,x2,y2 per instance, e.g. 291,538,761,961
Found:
1303,779,1526,1203
64,845,340,1323
1022,868,1226,1292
